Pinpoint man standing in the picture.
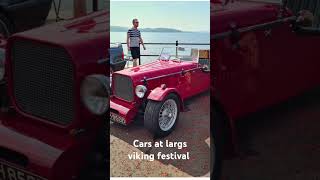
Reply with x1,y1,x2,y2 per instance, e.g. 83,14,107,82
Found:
127,18,146,67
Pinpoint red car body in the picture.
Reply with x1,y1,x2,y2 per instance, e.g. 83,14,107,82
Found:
212,1,320,154
110,56,210,126
0,10,107,180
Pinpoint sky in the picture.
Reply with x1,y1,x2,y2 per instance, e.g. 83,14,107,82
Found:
110,1,210,32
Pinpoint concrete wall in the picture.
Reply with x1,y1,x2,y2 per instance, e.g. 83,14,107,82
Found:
48,0,108,22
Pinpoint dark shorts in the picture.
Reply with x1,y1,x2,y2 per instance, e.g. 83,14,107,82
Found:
130,47,140,59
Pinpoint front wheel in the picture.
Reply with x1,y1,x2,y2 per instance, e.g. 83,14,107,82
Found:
144,93,180,137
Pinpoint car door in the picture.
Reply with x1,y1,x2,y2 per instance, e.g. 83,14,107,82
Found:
213,31,263,118
212,4,283,118
192,63,210,94
254,16,320,110
195,50,211,93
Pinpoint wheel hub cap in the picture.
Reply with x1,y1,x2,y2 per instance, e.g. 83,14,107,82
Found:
159,99,178,131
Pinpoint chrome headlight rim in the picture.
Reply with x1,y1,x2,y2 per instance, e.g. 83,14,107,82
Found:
80,74,110,115
135,85,147,98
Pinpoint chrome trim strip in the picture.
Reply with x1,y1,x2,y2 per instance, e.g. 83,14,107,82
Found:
140,67,201,82
212,16,296,40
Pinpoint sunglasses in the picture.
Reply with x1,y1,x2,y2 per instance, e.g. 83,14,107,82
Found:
134,22,139,24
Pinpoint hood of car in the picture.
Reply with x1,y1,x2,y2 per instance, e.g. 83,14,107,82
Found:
10,10,108,47
115,60,197,82
63,11,107,34
212,1,280,35
7,10,108,74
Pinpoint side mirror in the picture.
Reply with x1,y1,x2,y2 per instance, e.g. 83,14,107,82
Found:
199,59,210,73
201,65,210,73
201,66,210,73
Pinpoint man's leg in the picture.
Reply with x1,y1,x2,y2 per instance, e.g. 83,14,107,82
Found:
133,58,138,67
131,47,140,67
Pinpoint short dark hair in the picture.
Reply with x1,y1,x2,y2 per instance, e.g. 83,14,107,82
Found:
132,18,138,24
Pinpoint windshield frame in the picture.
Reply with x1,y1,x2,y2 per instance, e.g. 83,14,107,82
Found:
110,42,122,48
158,47,200,62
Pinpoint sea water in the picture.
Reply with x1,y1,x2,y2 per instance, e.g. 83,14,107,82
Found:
110,31,210,65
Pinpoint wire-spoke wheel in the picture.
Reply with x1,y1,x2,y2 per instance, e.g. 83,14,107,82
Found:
144,93,180,137
158,99,178,131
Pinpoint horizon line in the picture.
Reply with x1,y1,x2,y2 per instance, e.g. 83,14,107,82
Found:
110,26,209,32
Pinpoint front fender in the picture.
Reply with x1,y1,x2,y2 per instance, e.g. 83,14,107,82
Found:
147,87,184,111
51,139,93,180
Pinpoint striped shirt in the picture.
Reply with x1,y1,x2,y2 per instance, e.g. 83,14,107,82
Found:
128,28,141,47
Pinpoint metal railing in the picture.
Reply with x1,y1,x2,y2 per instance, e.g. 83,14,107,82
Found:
115,41,210,65
52,0,103,22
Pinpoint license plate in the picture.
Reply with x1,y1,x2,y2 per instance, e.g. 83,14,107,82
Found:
110,112,126,125
0,161,46,180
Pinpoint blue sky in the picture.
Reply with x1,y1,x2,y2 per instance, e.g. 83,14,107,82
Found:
110,1,210,32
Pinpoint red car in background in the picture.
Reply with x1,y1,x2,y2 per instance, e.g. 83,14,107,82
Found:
212,0,320,179
0,10,108,180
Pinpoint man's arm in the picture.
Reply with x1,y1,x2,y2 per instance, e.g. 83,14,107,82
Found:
140,36,146,50
127,32,130,50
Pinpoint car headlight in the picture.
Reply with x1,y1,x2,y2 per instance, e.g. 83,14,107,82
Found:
81,75,110,115
0,48,5,81
135,85,147,98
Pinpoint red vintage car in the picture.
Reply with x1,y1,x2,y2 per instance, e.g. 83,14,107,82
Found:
212,0,320,179
110,47,210,136
0,10,108,180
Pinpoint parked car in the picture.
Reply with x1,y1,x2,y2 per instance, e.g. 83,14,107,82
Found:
110,47,210,137
0,0,52,38
0,10,108,180
110,43,126,73
212,0,320,179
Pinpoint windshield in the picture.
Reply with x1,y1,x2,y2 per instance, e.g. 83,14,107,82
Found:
110,43,122,48
158,47,199,62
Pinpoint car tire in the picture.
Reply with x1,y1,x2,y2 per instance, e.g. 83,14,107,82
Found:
211,105,226,180
144,93,180,137
0,13,13,38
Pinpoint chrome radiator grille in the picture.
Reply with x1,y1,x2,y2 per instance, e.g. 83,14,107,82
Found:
11,40,75,125
113,75,134,102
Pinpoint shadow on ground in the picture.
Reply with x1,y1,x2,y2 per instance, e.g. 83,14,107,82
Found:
111,91,210,177
222,88,320,180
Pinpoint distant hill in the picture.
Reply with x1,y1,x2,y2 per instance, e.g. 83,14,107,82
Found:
110,26,129,32
142,28,182,32
110,26,183,32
